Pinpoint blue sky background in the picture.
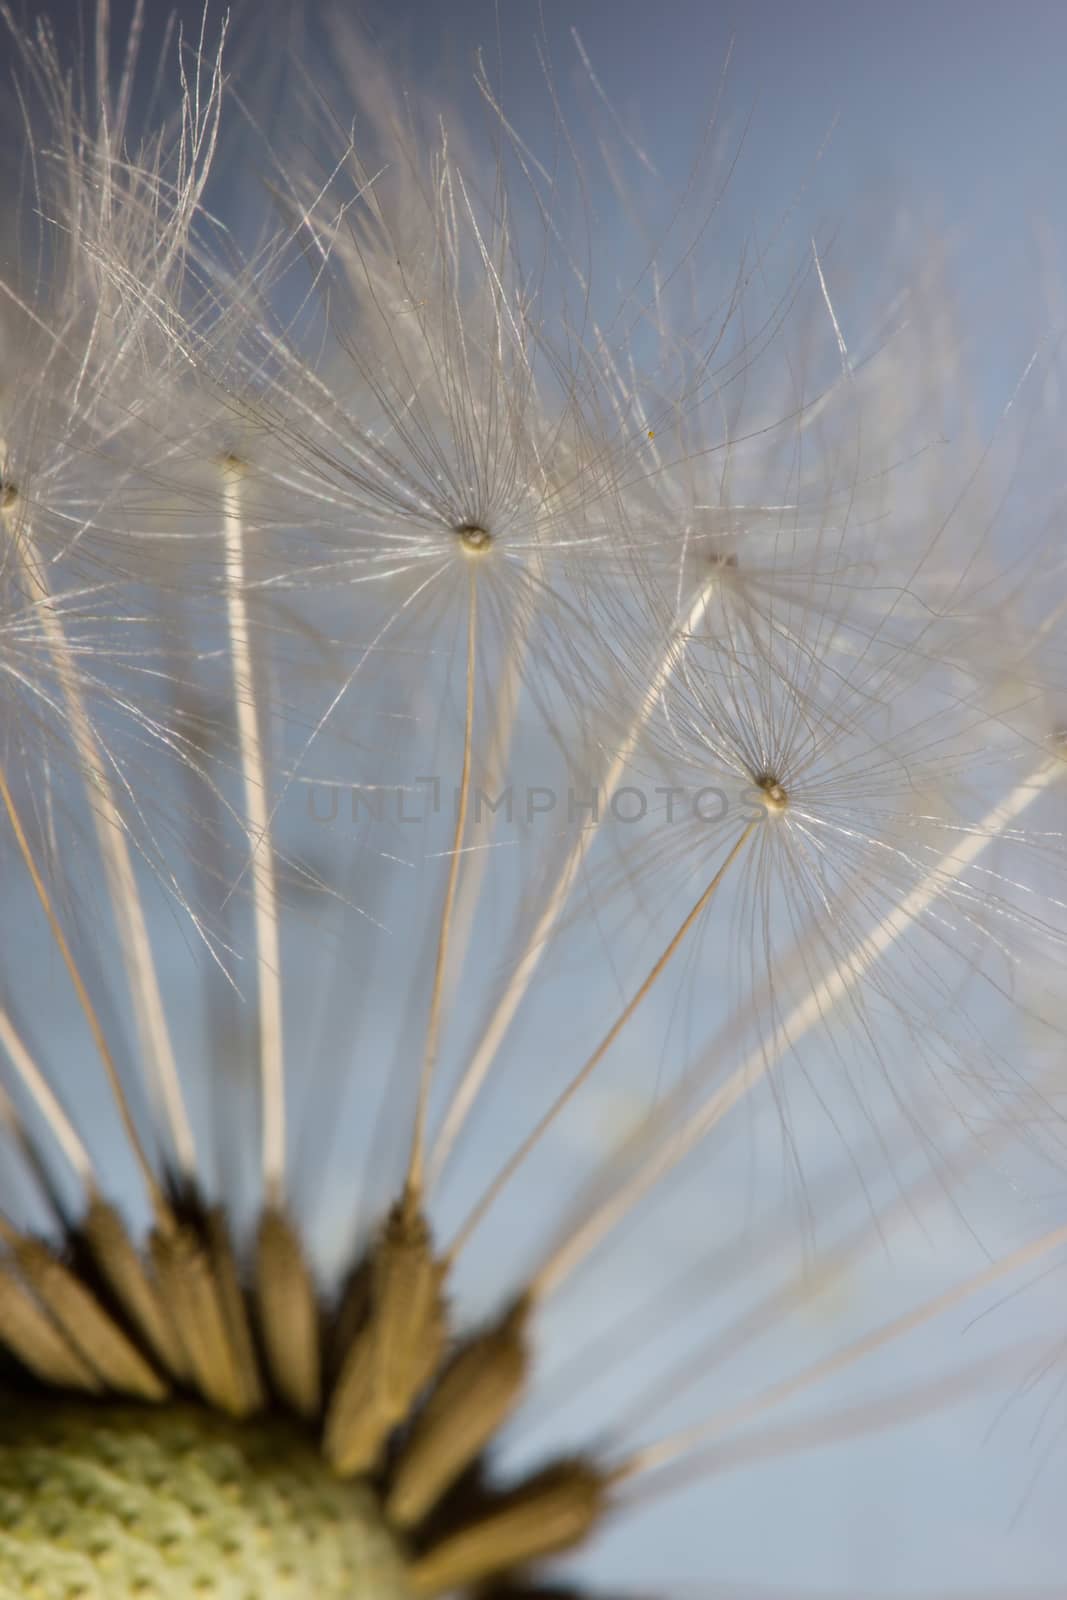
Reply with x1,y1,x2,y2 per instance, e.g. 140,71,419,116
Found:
383,0,1067,419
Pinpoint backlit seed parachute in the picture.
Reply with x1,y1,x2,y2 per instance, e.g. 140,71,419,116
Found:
0,0,227,572
0,0,230,850
160,15,729,771
564,404,1067,1186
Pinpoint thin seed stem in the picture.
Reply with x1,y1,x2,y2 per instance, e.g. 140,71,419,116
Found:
448,821,757,1266
408,564,479,1193
0,1007,95,1185
222,459,286,1204
621,1345,1043,1509
442,561,535,1006
428,579,716,1189
621,1220,1067,1481
0,764,165,1219
7,512,196,1177
608,1109,1026,1445
534,753,1063,1299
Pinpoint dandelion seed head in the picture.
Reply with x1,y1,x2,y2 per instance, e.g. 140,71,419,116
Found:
1,2,1066,1595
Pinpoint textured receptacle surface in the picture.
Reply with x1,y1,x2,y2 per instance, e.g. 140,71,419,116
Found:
0,1399,412,1599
